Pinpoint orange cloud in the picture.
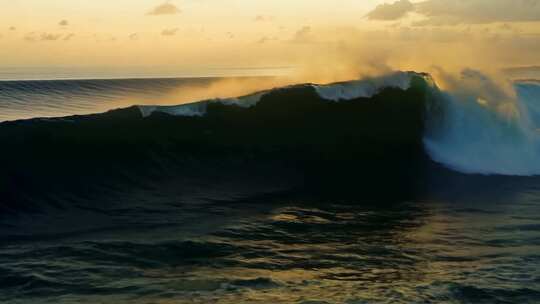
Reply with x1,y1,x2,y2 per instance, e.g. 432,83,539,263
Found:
147,2,181,16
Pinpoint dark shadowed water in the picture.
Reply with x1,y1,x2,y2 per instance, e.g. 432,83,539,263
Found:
2,181,540,304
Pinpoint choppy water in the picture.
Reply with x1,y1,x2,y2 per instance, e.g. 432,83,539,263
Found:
2,182,540,304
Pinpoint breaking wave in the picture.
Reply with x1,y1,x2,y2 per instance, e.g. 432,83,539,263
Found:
137,71,540,176
424,76,540,176
2,70,540,214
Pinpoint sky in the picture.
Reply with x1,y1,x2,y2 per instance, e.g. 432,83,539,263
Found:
1,0,540,80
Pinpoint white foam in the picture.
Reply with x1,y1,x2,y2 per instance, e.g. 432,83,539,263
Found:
138,102,208,118
312,72,413,101
424,81,540,176
137,72,419,118
218,91,266,108
137,90,269,118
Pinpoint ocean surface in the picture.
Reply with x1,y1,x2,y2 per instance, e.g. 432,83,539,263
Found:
1,73,540,303
0,77,278,122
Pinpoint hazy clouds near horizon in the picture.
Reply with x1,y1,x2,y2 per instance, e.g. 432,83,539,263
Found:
0,0,539,82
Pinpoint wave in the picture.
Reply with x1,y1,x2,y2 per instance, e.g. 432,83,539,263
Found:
424,77,540,176
0,72,430,212
0,77,228,122
1,71,540,214
138,72,415,117
138,71,540,176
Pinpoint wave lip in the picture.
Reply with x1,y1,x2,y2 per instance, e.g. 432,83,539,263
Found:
137,71,417,118
139,102,208,118
312,71,413,101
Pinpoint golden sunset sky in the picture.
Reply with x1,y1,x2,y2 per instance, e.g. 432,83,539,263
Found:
1,0,540,79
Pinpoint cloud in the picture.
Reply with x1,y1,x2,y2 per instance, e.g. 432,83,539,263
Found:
63,33,75,41
367,0,414,21
59,20,69,26
25,32,64,42
256,36,278,44
291,26,314,43
41,33,62,41
499,23,512,31
24,32,36,42
367,0,540,25
161,28,179,36
147,2,181,16
254,15,274,22
415,0,540,25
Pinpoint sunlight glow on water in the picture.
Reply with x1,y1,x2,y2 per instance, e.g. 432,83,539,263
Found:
2,186,540,304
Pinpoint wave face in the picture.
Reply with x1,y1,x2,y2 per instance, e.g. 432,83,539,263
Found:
0,72,431,214
424,79,540,176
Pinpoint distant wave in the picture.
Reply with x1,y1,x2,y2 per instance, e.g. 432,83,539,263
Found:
0,77,223,122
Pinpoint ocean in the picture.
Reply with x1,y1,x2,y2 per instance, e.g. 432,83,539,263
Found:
1,72,540,303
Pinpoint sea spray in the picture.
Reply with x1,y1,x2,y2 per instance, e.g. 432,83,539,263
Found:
424,70,540,176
